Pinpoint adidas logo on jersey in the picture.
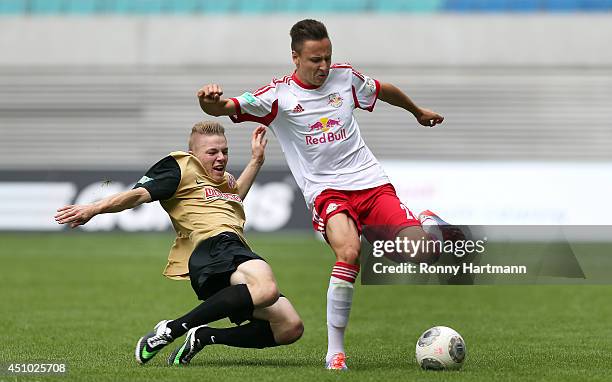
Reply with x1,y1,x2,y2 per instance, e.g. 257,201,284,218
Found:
292,104,304,113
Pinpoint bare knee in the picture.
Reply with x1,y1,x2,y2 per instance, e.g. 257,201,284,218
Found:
274,318,304,345
233,260,280,307
248,281,280,308
335,246,360,264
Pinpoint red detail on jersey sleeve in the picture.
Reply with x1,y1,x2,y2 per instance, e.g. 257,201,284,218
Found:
351,79,380,112
351,86,361,109
370,79,381,111
229,97,241,116
254,77,288,96
229,98,278,126
352,69,365,81
254,86,273,96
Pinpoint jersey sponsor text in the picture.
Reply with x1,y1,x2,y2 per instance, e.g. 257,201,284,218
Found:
305,129,347,145
204,187,242,203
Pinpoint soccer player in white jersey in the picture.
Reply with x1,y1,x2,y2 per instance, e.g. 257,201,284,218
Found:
196,19,456,370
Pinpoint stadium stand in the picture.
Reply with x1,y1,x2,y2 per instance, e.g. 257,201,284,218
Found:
1,65,611,170
0,4,610,170
0,0,611,14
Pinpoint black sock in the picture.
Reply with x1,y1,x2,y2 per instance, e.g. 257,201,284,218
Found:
195,319,278,349
166,284,253,338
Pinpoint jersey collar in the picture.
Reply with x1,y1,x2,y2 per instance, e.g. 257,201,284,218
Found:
291,72,321,90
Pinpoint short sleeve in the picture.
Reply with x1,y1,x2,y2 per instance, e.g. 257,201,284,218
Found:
229,82,279,126
351,68,380,112
132,156,181,201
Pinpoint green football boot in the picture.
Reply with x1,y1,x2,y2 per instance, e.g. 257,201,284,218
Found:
135,320,174,364
168,325,208,366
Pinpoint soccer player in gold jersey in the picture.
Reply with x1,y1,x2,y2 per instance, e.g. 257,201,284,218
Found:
55,121,303,366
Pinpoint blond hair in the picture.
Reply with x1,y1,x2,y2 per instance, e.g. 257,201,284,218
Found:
189,121,226,150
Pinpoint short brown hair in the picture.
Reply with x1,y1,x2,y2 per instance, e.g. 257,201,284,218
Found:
290,19,329,53
189,121,225,150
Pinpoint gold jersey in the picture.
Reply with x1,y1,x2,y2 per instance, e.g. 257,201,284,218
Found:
135,151,248,280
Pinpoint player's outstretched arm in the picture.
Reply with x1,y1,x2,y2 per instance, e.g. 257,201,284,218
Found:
197,83,236,117
236,126,268,200
54,187,152,228
378,82,444,127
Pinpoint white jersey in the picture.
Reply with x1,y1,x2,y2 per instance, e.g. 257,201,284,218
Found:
229,63,390,209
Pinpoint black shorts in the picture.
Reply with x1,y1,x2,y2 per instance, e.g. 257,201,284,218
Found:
189,231,263,301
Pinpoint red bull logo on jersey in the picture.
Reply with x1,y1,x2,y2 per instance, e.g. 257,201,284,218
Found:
306,117,347,145
308,117,343,132
204,187,242,203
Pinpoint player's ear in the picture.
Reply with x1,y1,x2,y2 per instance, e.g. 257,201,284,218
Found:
292,50,299,67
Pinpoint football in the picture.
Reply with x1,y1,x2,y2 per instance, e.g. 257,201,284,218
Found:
415,326,466,370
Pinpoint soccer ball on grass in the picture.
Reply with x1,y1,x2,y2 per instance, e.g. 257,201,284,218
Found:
415,326,466,370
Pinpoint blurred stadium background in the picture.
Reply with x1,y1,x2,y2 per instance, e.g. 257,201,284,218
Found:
1,0,611,232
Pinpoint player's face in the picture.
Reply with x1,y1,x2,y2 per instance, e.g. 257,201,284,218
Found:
292,38,332,87
190,134,228,182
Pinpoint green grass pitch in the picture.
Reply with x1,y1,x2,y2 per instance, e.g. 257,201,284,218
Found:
1,232,612,381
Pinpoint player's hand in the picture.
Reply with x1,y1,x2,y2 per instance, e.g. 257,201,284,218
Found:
197,84,224,103
54,204,96,228
251,125,268,164
416,108,444,127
